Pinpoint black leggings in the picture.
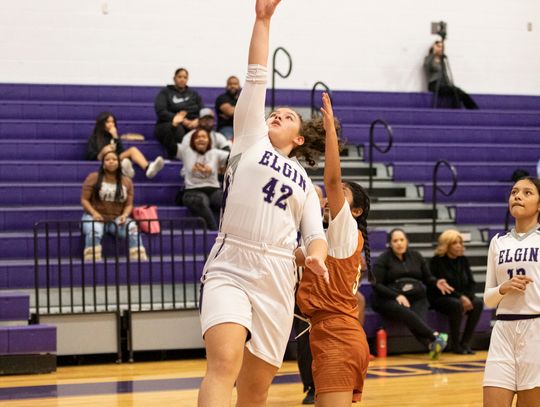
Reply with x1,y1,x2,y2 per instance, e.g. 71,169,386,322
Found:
429,82,478,110
182,187,222,231
154,122,187,158
293,306,314,392
430,296,483,349
373,296,436,348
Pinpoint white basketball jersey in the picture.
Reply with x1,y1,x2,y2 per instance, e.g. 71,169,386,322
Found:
219,64,324,251
485,228,540,315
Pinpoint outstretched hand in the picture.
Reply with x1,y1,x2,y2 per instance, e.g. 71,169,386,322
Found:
320,92,335,134
305,256,329,284
255,0,281,20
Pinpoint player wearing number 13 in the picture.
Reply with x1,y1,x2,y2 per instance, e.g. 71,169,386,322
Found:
483,177,540,407
197,1,331,406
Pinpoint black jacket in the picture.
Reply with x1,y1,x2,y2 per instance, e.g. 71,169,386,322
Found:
154,85,203,123
372,248,437,301
428,255,476,302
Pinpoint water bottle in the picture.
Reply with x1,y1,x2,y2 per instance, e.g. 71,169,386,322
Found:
536,159,540,178
376,328,387,358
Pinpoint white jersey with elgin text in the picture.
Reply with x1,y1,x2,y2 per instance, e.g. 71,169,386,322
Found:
483,226,540,391
199,64,325,368
219,64,325,251
484,227,540,314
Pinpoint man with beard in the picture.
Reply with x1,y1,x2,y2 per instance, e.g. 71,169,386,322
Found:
214,76,241,139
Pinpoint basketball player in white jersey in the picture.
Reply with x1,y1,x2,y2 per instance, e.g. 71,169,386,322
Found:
197,1,331,406
483,177,540,407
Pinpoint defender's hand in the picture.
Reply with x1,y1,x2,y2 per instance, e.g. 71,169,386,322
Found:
255,0,281,20
320,92,335,133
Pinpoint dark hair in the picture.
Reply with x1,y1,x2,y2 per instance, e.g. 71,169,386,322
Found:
510,176,540,222
293,115,344,167
92,112,117,153
388,228,408,244
174,67,189,76
189,128,212,153
343,181,373,282
429,40,442,54
93,151,124,203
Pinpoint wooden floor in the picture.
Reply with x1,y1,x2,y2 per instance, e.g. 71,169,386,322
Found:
0,351,512,406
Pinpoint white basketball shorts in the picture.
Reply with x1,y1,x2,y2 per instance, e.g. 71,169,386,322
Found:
484,317,540,391
199,233,297,367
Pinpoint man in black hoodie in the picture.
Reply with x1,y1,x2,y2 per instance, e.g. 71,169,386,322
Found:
154,67,203,158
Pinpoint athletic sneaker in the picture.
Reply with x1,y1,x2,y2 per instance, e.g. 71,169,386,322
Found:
146,156,165,179
429,332,448,360
121,158,135,178
302,387,315,405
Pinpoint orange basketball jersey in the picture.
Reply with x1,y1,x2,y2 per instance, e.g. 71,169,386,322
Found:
297,232,364,322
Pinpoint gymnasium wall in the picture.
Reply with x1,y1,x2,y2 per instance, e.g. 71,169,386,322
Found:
0,0,539,94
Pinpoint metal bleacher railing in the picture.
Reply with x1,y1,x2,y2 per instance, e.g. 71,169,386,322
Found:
270,46,292,111
310,81,332,118
32,217,209,361
367,119,393,194
431,160,458,243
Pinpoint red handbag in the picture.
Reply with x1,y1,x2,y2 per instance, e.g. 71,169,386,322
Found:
132,205,161,234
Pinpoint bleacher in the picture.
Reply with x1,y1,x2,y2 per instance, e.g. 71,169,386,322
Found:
1,82,540,360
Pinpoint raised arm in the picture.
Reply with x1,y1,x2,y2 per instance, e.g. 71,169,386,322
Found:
321,92,345,219
231,0,282,156
249,0,281,66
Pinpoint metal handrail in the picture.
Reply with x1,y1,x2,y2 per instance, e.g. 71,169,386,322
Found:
310,81,332,118
431,160,458,242
32,217,209,362
368,119,393,193
271,47,292,111
33,218,208,315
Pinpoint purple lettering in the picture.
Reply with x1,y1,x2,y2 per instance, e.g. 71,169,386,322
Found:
270,154,281,172
258,151,272,166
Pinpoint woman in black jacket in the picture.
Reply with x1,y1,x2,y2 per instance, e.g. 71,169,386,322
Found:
87,112,165,179
372,228,453,358
429,229,484,354
153,68,204,158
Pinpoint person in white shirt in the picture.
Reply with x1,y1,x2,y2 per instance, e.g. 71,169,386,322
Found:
483,176,540,407
197,1,331,406
176,128,229,230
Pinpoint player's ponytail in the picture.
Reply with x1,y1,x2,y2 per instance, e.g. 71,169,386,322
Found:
343,181,374,282
293,115,344,167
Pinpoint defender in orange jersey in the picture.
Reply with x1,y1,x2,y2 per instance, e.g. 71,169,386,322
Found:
296,93,372,406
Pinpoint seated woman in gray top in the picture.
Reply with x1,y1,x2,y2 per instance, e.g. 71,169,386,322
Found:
176,128,229,230
423,40,478,109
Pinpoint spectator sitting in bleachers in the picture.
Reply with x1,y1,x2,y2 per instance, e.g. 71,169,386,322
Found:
428,229,483,354
176,128,229,230
371,228,452,359
80,151,147,262
423,40,478,109
214,75,241,139
178,107,231,156
86,112,165,179
154,67,203,158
